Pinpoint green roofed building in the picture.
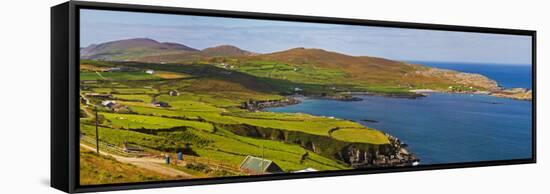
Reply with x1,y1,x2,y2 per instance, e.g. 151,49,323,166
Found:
239,156,283,175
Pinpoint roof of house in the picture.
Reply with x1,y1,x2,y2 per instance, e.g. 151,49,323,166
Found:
101,100,116,106
239,156,279,174
292,168,318,173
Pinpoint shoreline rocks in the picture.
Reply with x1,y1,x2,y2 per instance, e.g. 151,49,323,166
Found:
360,119,379,123
410,87,532,101
313,95,363,101
490,88,532,101
343,134,419,168
345,91,427,99
241,98,301,111
414,67,500,91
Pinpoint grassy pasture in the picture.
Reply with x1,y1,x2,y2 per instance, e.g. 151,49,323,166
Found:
79,59,403,180
80,123,348,171
331,128,389,144
235,60,350,85
101,112,214,132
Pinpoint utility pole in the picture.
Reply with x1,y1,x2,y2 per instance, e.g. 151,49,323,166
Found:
261,145,265,175
95,106,99,154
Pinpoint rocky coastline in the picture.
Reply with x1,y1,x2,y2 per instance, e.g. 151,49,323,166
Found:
238,96,420,168
489,88,532,101
223,122,419,169
343,134,419,168
344,91,427,99
313,95,363,101
410,88,532,101
240,98,301,111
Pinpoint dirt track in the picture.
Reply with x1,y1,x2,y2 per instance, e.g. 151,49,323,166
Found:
80,143,192,178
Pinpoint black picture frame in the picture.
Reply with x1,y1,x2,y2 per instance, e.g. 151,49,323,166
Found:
51,1,537,193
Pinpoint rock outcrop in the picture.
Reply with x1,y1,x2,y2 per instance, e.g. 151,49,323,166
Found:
241,98,300,111
415,68,500,91
490,88,532,101
341,134,418,168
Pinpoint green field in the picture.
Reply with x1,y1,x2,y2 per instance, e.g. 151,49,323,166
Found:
101,112,215,132
79,57,459,183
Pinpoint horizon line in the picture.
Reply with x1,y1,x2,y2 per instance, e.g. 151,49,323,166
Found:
81,37,533,66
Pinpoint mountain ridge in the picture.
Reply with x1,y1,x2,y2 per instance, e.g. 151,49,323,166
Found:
80,38,502,92
81,38,253,61
202,45,254,57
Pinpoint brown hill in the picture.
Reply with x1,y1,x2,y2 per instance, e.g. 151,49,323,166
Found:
80,38,500,92
202,45,253,57
237,47,499,91
80,38,198,60
257,47,411,73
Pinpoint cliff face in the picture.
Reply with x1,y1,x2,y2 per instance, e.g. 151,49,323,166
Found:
222,123,418,168
342,134,418,168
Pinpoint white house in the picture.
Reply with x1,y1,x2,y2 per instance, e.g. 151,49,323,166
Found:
168,90,179,96
145,69,155,74
101,100,116,107
292,168,318,173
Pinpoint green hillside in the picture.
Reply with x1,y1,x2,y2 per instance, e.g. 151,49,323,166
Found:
79,39,503,182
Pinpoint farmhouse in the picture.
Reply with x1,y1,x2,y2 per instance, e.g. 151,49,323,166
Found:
292,168,318,173
220,63,229,69
168,90,179,96
101,100,129,112
145,69,155,74
85,93,113,99
152,101,170,108
239,156,283,175
105,66,134,72
101,100,116,108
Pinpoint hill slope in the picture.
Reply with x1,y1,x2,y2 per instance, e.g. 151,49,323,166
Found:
202,45,253,57
218,47,500,93
80,38,198,60
81,39,500,93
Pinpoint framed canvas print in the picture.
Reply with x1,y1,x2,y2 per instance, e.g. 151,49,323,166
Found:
51,1,536,193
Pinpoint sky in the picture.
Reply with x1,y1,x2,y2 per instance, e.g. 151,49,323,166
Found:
80,9,532,65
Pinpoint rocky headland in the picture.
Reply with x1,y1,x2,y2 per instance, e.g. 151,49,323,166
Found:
490,88,532,101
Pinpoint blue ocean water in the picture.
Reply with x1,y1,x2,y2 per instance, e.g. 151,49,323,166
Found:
269,94,532,165
410,61,532,89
